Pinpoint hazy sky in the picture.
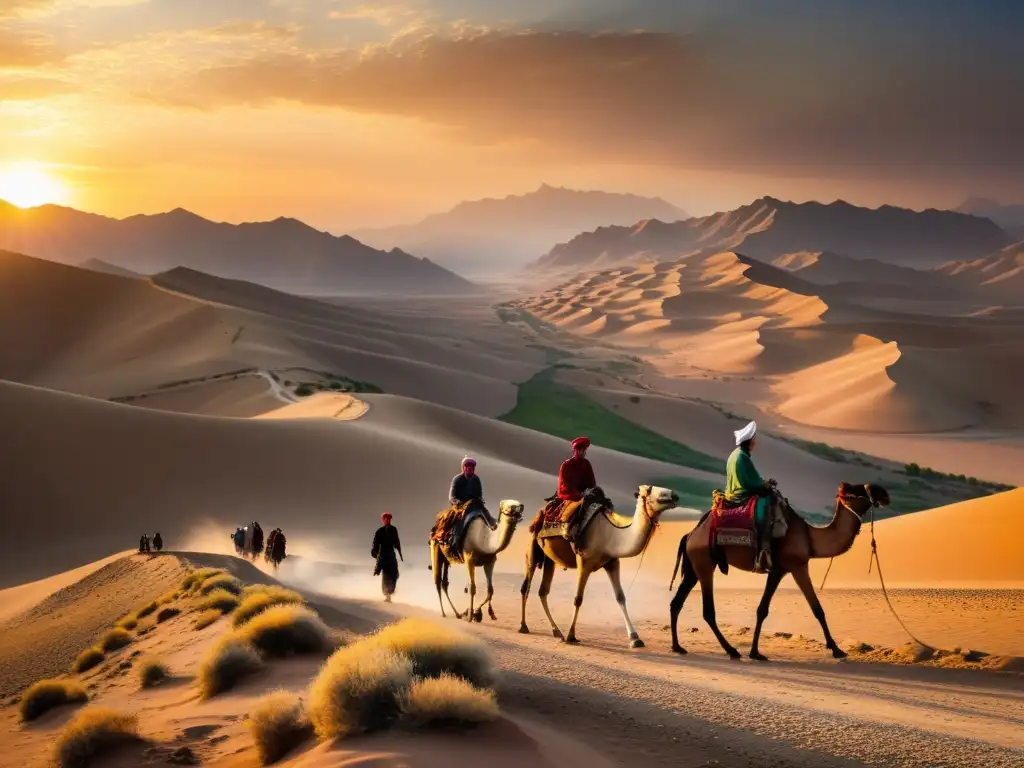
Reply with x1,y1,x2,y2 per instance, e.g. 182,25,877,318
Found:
2,0,1022,229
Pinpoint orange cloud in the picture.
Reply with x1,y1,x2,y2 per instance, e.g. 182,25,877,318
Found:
149,30,1023,185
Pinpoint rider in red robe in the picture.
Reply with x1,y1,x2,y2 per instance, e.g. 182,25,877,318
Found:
557,437,597,501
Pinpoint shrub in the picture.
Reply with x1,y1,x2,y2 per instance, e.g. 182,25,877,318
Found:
401,674,498,728
99,628,133,652
116,616,138,631
198,589,240,614
200,574,243,596
20,679,88,722
248,692,313,765
53,707,140,768
194,609,222,631
138,659,169,689
158,590,180,605
234,605,332,658
72,647,105,674
294,383,316,397
156,607,181,623
308,644,412,740
233,588,304,628
196,637,263,699
369,618,497,689
181,568,223,592
135,601,159,619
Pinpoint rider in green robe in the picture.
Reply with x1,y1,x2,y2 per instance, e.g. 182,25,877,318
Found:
725,421,774,569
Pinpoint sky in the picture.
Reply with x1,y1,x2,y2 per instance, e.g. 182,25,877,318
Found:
2,0,1022,230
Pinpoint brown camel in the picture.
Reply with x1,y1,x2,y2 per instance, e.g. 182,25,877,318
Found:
668,483,890,660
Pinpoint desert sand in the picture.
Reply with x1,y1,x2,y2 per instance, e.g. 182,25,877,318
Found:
1,248,1021,768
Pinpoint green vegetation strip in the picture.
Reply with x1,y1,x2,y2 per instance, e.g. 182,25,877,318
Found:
500,368,721,473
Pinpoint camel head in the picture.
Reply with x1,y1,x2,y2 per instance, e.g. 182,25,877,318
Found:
498,499,525,524
634,485,680,518
837,482,891,517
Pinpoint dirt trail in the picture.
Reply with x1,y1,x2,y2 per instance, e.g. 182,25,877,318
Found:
298,589,1024,768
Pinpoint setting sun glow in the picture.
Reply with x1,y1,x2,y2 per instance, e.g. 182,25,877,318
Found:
0,165,69,209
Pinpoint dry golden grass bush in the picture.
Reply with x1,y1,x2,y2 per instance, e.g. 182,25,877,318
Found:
115,615,138,631
370,618,498,689
181,568,223,592
199,573,243,596
99,627,133,652
196,636,263,699
248,691,314,765
233,605,332,658
138,658,169,689
307,644,412,740
20,679,88,722
72,647,105,674
53,707,140,768
135,600,159,619
156,606,181,623
233,587,304,627
193,609,223,631
400,674,498,729
198,588,240,614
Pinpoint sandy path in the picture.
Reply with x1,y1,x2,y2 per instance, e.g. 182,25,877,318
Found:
305,593,1024,768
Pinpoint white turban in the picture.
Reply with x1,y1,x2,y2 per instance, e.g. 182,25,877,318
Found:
734,420,757,446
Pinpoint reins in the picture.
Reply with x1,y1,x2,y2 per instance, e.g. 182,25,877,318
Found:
820,490,932,649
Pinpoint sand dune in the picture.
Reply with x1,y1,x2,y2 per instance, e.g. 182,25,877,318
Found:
0,379,699,586
0,251,543,417
514,251,1024,433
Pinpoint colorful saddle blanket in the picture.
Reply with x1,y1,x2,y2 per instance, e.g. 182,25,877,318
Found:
533,499,605,542
431,503,492,563
708,491,758,548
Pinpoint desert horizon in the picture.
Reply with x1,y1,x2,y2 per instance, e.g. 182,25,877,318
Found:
2,1,1022,766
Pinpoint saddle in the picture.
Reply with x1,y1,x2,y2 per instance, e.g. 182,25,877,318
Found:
530,488,611,547
707,489,789,574
430,501,492,563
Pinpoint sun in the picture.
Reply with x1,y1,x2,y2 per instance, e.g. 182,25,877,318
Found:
0,164,69,208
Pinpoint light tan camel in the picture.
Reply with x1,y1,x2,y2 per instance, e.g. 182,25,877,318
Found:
430,500,524,622
668,482,890,660
519,485,679,648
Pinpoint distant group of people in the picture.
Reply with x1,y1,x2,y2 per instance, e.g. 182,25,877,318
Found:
231,522,287,569
138,532,163,553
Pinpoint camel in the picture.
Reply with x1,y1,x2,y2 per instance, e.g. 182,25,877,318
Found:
520,485,680,648
668,482,890,660
430,500,524,622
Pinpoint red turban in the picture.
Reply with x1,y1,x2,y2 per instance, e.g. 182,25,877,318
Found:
381,512,393,524
571,437,591,451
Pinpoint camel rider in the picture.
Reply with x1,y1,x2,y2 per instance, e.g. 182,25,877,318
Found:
558,437,598,503
449,457,484,511
725,421,775,570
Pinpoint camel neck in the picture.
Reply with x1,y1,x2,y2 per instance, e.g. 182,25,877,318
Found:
481,513,517,555
606,498,658,559
808,501,862,559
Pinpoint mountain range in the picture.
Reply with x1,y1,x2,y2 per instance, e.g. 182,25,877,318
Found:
0,200,471,296
533,197,1014,275
955,197,1024,239
353,184,687,276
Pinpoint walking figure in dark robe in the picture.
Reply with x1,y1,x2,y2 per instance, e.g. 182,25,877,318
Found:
153,532,163,552
251,522,264,561
371,512,403,602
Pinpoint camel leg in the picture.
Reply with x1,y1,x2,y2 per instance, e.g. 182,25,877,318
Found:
480,561,497,620
749,568,785,661
604,559,643,648
699,568,741,659
431,544,447,618
537,558,563,639
791,564,846,659
519,541,540,633
669,555,699,654
466,563,482,623
440,560,463,619
564,559,593,645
